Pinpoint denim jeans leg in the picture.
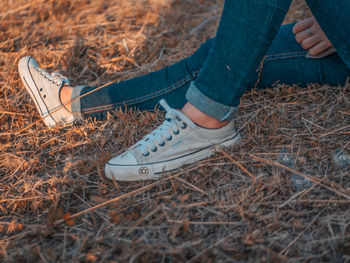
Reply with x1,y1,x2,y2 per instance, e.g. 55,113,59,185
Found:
71,21,349,121
70,38,214,120
186,0,292,121
305,0,350,69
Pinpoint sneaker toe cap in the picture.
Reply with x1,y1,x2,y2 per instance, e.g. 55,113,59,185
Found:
107,152,138,166
104,152,142,181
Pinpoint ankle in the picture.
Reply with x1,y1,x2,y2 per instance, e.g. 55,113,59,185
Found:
181,102,228,129
60,85,73,112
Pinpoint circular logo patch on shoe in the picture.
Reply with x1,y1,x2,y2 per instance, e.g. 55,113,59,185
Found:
139,167,149,176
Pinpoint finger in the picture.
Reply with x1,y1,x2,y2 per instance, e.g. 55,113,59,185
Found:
309,22,322,34
295,29,313,44
308,41,333,56
292,17,314,34
301,34,322,50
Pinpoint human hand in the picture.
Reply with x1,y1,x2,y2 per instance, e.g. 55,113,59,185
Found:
293,17,334,57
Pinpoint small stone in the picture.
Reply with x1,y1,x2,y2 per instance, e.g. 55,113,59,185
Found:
278,149,294,168
291,173,313,192
278,149,313,191
333,148,350,169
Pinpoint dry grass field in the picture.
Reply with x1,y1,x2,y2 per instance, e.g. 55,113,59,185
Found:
1,0,350,262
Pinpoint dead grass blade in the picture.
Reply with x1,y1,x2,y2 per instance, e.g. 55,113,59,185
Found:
251,155,350,200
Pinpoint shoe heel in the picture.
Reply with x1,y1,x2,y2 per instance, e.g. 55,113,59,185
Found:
218,133,241,149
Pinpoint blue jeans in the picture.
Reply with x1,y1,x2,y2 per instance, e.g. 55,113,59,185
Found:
71,0,350,121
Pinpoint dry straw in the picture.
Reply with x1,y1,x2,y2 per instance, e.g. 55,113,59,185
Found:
1,0,349,262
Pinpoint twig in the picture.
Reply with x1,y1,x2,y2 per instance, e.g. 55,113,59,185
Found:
297,199,350,204
0,0,46,17
167,220,241,225
279,209,325,255
220,149,256,185
278,189,307,208
126,205,160,235
0,111,25,116
53,164,208,226
0,192,68,203
187,16,220,38
173,177,208,196
186,232,236,263
319,124,350,137
177,201,208,208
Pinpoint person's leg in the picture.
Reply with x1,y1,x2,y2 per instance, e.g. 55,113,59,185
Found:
105,0,296,181
70,0,293,123
103,0,350,181
70,1,350,124
66,21,349,122
69,38,214,120
185,0,293,123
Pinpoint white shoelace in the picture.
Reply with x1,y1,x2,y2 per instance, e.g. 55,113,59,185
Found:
36,68,70,87
137,100,187,156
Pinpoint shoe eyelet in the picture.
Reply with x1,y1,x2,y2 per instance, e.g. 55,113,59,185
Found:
143,152,150,157
43,95,46,99
181,123,187,129
40,88,43,92
151,147,157,152
173,130,180,135
159,141,165,147
166,136,172,141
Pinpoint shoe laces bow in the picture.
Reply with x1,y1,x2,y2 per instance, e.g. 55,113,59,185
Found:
137,99,188,156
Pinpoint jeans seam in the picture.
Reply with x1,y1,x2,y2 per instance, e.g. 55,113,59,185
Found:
264,51,307,61
82,70,200,113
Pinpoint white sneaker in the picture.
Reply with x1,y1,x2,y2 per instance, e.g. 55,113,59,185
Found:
18,56,74,127
105,99,241,181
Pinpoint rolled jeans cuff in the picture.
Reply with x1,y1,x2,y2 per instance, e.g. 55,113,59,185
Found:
185,82,237,121
70,85,86,121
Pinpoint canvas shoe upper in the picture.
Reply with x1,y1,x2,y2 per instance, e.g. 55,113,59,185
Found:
105,99,241,181
18,56,74,127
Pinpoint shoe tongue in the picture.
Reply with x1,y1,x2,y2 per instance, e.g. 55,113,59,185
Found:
166,107,196,129
159,99,197,129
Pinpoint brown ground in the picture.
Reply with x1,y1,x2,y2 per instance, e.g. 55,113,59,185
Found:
1,0,350,262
